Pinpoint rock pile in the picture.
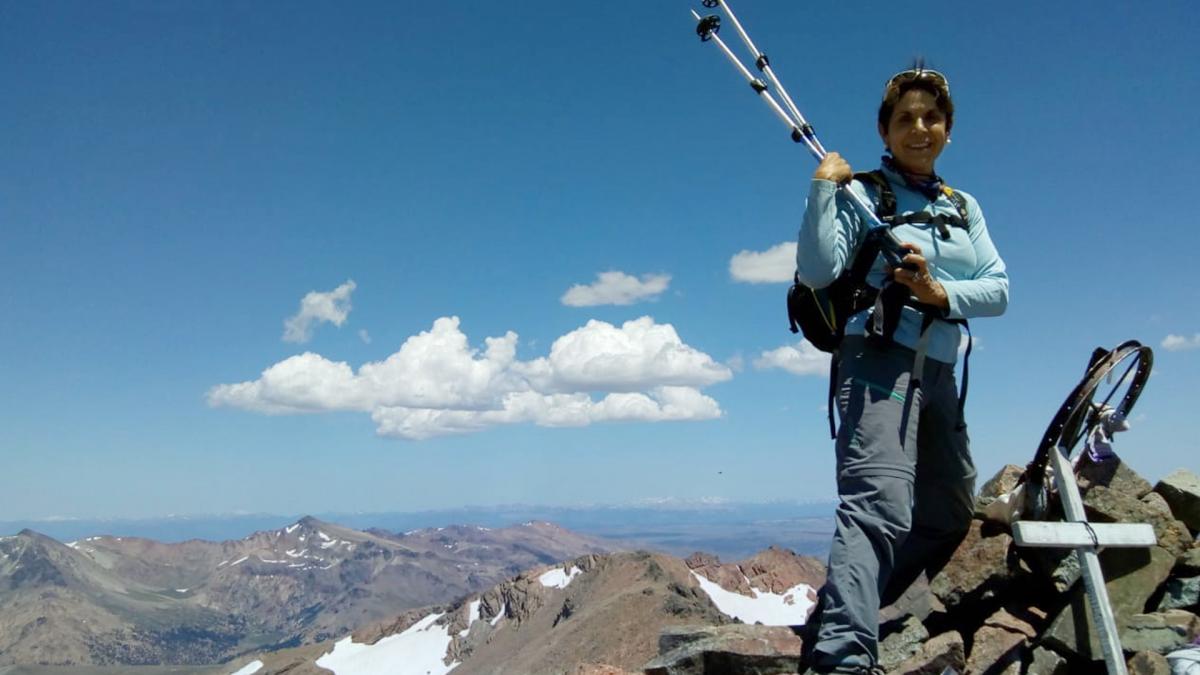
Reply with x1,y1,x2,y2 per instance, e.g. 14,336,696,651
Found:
645,462,1200,674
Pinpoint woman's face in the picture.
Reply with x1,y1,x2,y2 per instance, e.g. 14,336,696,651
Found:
879,89,949,175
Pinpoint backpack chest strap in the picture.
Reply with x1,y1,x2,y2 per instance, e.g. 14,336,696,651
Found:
883,211,968,240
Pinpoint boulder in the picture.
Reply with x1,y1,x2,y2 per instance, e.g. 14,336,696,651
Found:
1156,469,1200,533
1077,457,1154,499
1158,576,1200,612
960,610,1027,672
1143,492,1175,518
929,521,1014,609
644,624,802,675
889,630,965,675
881,574,943,626
1127,650,1172,675
1028,646,1070,674
1121,610,1200,654
1085,485,1193,557
878,615,928,670
1180,547,1200,575
976,465,1025,508
1044,546,1176,660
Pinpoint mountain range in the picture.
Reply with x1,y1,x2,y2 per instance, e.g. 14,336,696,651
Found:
0,517,612,668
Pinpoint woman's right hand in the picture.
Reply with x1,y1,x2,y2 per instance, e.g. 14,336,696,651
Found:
814,152,852,184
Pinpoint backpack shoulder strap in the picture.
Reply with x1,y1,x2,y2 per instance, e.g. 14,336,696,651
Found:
942,185,970,226
853,170,897,220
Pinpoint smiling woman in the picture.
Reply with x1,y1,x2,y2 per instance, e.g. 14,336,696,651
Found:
795,67,1009,675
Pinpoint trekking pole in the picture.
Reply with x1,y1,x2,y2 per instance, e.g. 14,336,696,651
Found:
691,3,916,271
699,0,826,157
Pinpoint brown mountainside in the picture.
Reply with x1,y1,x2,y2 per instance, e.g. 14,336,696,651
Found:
242,546,826,675
0,518,615,668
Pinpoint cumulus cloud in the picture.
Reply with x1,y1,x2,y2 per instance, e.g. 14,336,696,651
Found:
729,242,796,284
561,271,671,307
282,280,357,343
1162,333,1200,352
753,340,829,377
210,316,731,440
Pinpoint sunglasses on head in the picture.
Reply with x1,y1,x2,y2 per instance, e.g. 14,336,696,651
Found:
885,68,950,95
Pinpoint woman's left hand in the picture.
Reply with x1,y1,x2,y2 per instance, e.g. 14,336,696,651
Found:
892,243,949,309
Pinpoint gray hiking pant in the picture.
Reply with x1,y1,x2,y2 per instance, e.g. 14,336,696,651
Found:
810,335,977,672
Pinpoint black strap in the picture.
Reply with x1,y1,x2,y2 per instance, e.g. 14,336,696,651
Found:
886,211,967,240
855,171,971,240
827,354,838,439
854,170,896,220
957,320,971,428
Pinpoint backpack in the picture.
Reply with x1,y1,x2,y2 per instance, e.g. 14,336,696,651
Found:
785,170,972,437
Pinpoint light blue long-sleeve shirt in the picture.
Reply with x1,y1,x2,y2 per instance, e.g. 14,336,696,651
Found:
796,164,1009,364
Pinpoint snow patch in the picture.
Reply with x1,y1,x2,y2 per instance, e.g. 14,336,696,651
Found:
318,531,332,541
490,602,506,626
229,556,249,567
538,566,581,590
175,588,189,593
229,659,263,675
286,523,301,534
315,612,458,675
690,571,815,626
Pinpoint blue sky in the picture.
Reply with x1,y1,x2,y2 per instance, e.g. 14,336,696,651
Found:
2,1,1197,520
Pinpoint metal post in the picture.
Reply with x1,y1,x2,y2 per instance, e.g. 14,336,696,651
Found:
1050,447,1128,675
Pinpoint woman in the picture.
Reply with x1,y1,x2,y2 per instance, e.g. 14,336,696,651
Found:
795,68,1009,675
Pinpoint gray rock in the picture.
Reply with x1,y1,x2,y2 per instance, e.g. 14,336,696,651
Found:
1077,457,1154,499
889,630,965,675
644,624,802,675
1156,469,1200,533
1085,485,1193,557
1049,550,1083,593
878,615,928,670
1044,546,1176,660
1029,646,1070,674
1128,650,1172,674
1179,547,1200,575
1120,610,1200,655
1159,576,1200,612
975,465,1025,512
929,521,1014,609
1144,491,1175,518
881,573,943,626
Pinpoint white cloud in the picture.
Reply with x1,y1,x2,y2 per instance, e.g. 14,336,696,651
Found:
371,386,721,440
1162,333,1200,352
561,271,671,307
210,316,731,440
282,280,357,343
358,329,371,344
753,340,829,377
729,242,796,284
526,317,731,392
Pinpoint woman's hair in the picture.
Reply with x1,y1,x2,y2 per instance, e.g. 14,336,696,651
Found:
877,69,955,132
